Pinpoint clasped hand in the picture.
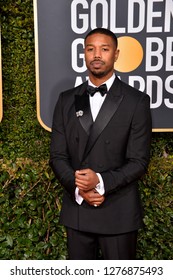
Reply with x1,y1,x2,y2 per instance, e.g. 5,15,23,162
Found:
75,168,105,206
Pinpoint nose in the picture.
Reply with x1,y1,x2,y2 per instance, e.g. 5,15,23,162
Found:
94,48,101,59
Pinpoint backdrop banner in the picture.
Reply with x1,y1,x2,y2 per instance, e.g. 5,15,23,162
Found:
33,0,173,132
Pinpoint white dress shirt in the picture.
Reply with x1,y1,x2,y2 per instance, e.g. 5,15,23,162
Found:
75,73,116,204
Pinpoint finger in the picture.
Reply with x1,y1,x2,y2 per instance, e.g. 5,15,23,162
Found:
93,195,105,203
76,169,90,175
75,178,90,188
75,174,90,184
92,198,105,207
76,175,89,183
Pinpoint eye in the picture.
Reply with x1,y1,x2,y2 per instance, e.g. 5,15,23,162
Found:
102,48,109,51
87,47,94,52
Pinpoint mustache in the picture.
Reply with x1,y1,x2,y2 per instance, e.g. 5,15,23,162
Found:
90,59,105,65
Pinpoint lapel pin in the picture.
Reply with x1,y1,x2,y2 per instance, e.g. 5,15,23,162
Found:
76,110,83,117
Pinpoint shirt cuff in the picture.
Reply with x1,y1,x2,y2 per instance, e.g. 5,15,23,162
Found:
75,187,83,205
95,173,105,195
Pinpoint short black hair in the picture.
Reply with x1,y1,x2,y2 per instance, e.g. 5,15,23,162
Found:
85,28,118,48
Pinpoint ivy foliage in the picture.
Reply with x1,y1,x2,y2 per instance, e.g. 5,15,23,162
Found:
0,0,50,161
137,156,173,259
0,0,173,259
0,158,67,259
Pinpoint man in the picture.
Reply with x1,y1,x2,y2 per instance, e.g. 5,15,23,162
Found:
50,28,152,259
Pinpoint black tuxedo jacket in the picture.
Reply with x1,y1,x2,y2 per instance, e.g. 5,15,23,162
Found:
50,77,152,234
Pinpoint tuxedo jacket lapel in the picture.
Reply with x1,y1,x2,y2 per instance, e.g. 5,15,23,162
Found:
75,82,93,136
83,78,124,159
74,82,93,162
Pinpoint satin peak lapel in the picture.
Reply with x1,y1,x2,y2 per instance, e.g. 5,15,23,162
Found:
75,89,93,135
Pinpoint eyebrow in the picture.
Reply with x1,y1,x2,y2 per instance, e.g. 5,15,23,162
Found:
85,43,111,47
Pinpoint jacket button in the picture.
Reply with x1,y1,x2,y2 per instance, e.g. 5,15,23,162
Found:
105,140,110,144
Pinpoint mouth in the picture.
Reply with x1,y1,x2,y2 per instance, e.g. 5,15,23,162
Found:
90,60,104,68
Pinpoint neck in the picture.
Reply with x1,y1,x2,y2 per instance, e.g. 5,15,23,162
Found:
89,71,115,86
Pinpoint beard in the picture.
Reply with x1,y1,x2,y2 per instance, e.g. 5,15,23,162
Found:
90,68,112,78
87,60,114,78
90,70,106,78
89,60,105,78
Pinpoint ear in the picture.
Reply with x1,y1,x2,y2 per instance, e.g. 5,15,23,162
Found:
114,49,120,62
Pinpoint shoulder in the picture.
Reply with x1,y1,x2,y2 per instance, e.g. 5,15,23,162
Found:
60,81,88,99
54,81,88,112
116,77,150,102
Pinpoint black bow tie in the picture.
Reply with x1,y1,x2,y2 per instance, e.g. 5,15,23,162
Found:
87,84,107,97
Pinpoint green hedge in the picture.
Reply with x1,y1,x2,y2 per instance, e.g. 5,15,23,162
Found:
0,0,173,259
137,156,173,259
0,158,67,259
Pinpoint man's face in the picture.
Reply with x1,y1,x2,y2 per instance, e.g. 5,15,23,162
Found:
84,33,119,79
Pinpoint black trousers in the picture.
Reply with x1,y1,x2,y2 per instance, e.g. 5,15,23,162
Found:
66,227,138,260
